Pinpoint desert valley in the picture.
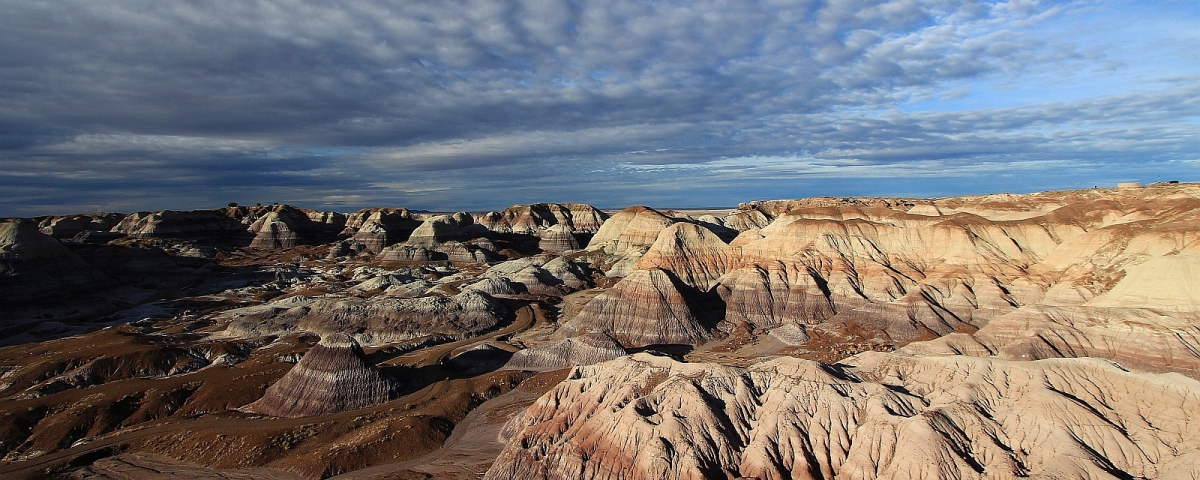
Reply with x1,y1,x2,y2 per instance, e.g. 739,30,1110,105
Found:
1,183,1199,479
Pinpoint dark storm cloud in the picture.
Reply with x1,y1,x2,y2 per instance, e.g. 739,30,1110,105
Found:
1,0,1198,215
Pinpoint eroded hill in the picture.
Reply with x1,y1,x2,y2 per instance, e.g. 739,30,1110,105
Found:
1,187,1198,479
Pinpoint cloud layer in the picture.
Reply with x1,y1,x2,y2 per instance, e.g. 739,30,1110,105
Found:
2,0,1198,215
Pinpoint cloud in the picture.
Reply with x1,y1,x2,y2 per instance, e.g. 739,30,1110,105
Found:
1,0,1198,215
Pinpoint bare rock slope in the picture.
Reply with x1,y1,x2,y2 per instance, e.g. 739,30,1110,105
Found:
565,184,1200,353
502,333,627,371
478,202,608,234
242,333,400,418
221,290,509,345
0,220,108,303
488,352,1200,480
555,268,711,347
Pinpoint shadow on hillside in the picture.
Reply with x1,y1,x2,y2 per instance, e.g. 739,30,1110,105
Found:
0,242,283,347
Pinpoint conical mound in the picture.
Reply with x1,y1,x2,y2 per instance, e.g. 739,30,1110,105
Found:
555,268,711,348
243,333,400,418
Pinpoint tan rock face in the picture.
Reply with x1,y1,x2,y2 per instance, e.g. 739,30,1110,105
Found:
538,224,581,252
242,333,400,418
487,352,1200,480
101,204,346,248
587,205,677,255
246,205,347,249
478,203,607,234
433,240,499,263
480,254,593,296
903,305,1200,379
502,333,627,371
407,214,488,247
341,208,418,251
247,208,305,249
555,268,711,347
715,261,835,331
722,205,773,231
376,243,436,261
572,184,1200,350
342,207,412,230
635,222,737,290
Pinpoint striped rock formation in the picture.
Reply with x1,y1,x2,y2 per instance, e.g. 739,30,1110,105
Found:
246,205,345,248
343,208,419,252
377,244,437,262
634,222,737,291
112,209,245,239
221,290,508,345
586,206,677,255
479,255,592,296
341,207,413,231
902,304,1200,379
35,213,124,239
478,203,608,234
486,352,1200,480
502,333,627,371
406,214,490,247
242,333,400,418
538,224,582,252
555,268,710,347
567,183,1200,351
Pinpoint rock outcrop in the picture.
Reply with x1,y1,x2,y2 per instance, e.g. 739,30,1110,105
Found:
502,333,627,371
0,220,107,303
377,244,437,262
565,184,1200,353
537,224,582,252
342,208,414,231
242,333,400,418
586,206,676,255
480,255,592,296
222,290,509,345
902,305,1200,379
247,208,303,249
95,205,347,248
478,203,607,234
342,208,419,252
350,221,397,254
434,241,499,263
113,209,247,240
246,205,346,249
721,204,773,231
555,268,710,347
406,214,488,247
634,222,736,290
36,213,125,239
463,277,527,296
487,352,1200,480
715,261,836,331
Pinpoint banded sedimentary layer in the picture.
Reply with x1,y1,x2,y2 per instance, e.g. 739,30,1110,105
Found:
242,333,400,418
564,184,1200,350
503,333,627,371
222,290,509,345
555,268,711,347
477,203,607,234
487,352,1200,480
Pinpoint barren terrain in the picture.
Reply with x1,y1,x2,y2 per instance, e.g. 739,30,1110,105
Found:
2,187,1199,479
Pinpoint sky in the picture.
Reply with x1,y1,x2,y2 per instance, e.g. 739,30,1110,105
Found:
2,0,1199,215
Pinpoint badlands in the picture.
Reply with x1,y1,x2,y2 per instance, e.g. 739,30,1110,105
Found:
0,185,1198,479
